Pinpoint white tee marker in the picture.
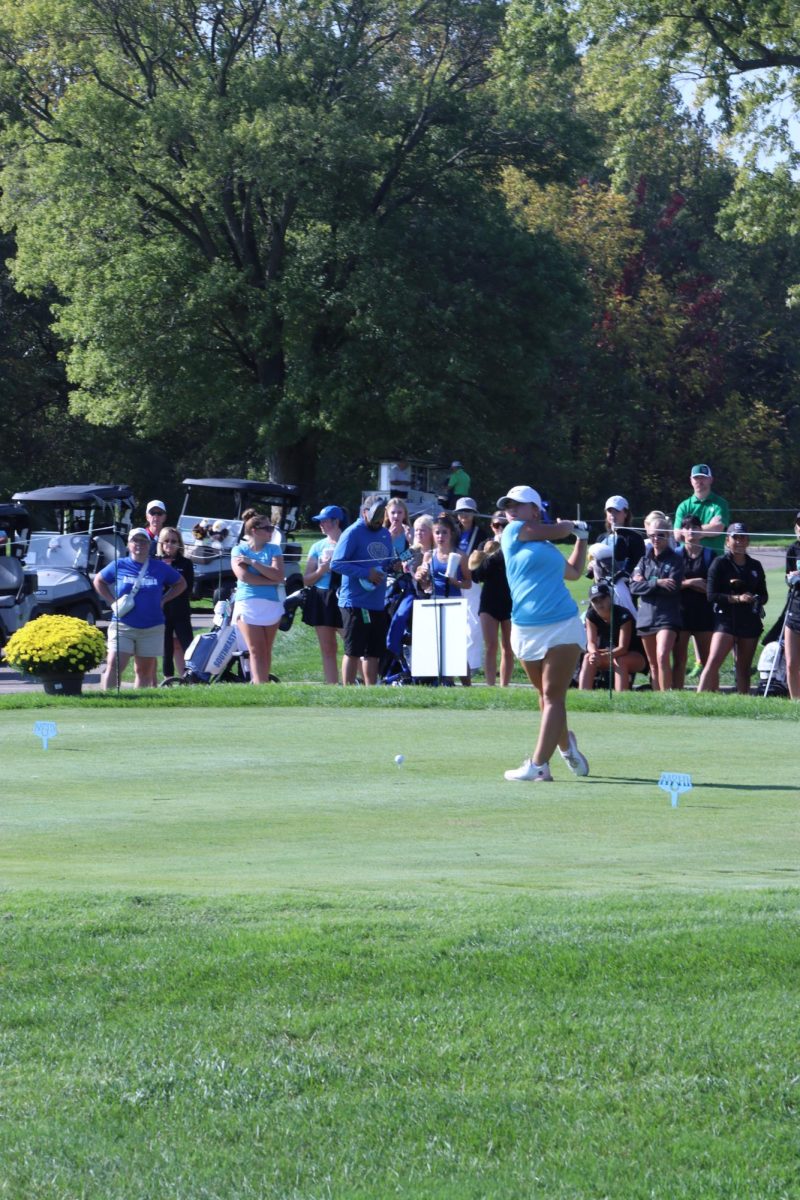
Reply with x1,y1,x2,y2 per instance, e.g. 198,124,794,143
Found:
659,771,692,808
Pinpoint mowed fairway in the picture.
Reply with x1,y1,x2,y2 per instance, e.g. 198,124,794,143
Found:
1,705,799,1199
1,707,799,892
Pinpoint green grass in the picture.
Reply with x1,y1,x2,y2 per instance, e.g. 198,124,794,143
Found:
1,891,798,1198
2,708,798,893
2,698,799,1197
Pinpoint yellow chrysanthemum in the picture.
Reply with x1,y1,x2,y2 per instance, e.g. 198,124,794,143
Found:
2,615,105,677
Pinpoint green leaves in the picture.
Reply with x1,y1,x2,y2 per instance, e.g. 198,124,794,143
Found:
0,0,591,488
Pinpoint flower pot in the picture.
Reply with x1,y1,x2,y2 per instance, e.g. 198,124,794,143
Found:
39,673,84,696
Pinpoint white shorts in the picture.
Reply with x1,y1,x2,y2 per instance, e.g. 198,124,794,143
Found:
233,597,284,627
511,614,586,662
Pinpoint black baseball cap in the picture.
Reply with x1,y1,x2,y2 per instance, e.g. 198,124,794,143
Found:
589,581,612,600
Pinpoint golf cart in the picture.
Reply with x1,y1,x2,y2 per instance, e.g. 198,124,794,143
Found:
12,484,135,622
0,502,40,647
362,459,449,517
178,478,303,600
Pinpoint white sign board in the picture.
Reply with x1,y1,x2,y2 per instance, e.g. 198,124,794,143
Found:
410,598,468,678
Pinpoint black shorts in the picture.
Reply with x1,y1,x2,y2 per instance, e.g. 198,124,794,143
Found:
302,586,343,629
340,606,389,659
712,618,763,640
479,598,512,623
637,624,680,638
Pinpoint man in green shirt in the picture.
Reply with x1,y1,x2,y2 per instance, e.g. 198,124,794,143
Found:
445,461,471,508
673,464,730,553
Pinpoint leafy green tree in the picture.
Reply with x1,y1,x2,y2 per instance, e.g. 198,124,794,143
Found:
574,0,800,297
0,0,587,493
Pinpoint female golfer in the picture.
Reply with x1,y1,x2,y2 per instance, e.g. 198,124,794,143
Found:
697,523,767,694
498,485,589,782
231,514,285,684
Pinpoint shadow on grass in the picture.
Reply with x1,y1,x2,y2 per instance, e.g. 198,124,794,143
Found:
589,776,799,793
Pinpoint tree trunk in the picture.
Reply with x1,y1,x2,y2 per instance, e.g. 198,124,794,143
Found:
268,433,318,497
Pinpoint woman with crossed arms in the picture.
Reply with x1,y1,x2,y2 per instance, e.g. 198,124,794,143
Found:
231,513,285,685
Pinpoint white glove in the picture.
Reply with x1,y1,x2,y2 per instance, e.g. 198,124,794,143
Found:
573,521,589,541
788,570,800,587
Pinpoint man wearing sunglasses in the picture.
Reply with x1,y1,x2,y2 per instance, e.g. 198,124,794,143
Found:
331,496,393,685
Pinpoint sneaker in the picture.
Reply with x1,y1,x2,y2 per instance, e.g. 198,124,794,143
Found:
559,730,589,777
504,759,553,783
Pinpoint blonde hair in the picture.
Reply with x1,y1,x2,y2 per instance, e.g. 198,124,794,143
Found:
644,510,669,533
157,526,185,556
384,497,410,526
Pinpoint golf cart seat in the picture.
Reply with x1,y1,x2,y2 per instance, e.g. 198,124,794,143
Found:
0,556,25,600
189,542,224,563
94,532,128,569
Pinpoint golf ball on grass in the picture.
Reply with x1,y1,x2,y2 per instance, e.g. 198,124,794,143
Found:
395,754,405,765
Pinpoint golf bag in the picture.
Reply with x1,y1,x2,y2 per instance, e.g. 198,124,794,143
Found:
587,542,637,617
380,573,417,685
756,638,789,697
161,596,250,685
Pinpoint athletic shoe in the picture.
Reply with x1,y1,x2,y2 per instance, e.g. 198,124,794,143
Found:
504,759,553,783
559,730,589,776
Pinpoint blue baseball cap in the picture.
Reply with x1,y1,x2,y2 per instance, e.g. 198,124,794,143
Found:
311,505,345,523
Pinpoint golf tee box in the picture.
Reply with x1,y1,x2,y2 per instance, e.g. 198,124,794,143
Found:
658,771,692,807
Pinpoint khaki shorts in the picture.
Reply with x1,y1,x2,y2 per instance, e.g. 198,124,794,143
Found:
107,621,164,657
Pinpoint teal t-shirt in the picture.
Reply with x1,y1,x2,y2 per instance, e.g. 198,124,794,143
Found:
674,491,730,552
231,541,281,602
500,523,577,626
307,536,336,591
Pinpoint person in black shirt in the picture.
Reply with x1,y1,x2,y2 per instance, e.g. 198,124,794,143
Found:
602,495,646,575
468,511,513,686
630,513,683,690
697,523,767,694
157,526,195,678
784,512,800,700
578,581,646,691
673,515,716,689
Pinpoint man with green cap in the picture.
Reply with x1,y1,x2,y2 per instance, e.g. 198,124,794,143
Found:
673,464,730,553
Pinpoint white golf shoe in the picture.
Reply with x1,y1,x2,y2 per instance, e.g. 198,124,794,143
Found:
504,759,553,783
559,730,589,777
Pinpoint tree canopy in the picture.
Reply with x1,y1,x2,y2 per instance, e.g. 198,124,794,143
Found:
0,0,589,491
0,0,799,512
575,1,800,295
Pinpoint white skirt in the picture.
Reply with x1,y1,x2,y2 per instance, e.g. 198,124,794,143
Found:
233,597,284,627
511,613,586,662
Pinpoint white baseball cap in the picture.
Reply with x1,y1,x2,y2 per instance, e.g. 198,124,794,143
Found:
497,485,543,510
605,495,629,511
146,499,166,513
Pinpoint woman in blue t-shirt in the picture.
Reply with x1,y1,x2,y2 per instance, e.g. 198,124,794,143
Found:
498,485,589,783
231,514,285,684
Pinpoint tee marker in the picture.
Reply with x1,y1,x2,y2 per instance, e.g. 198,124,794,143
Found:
659,771,692,807
34,720,58,750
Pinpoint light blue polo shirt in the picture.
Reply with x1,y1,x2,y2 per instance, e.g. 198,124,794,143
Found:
501,522,577,626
